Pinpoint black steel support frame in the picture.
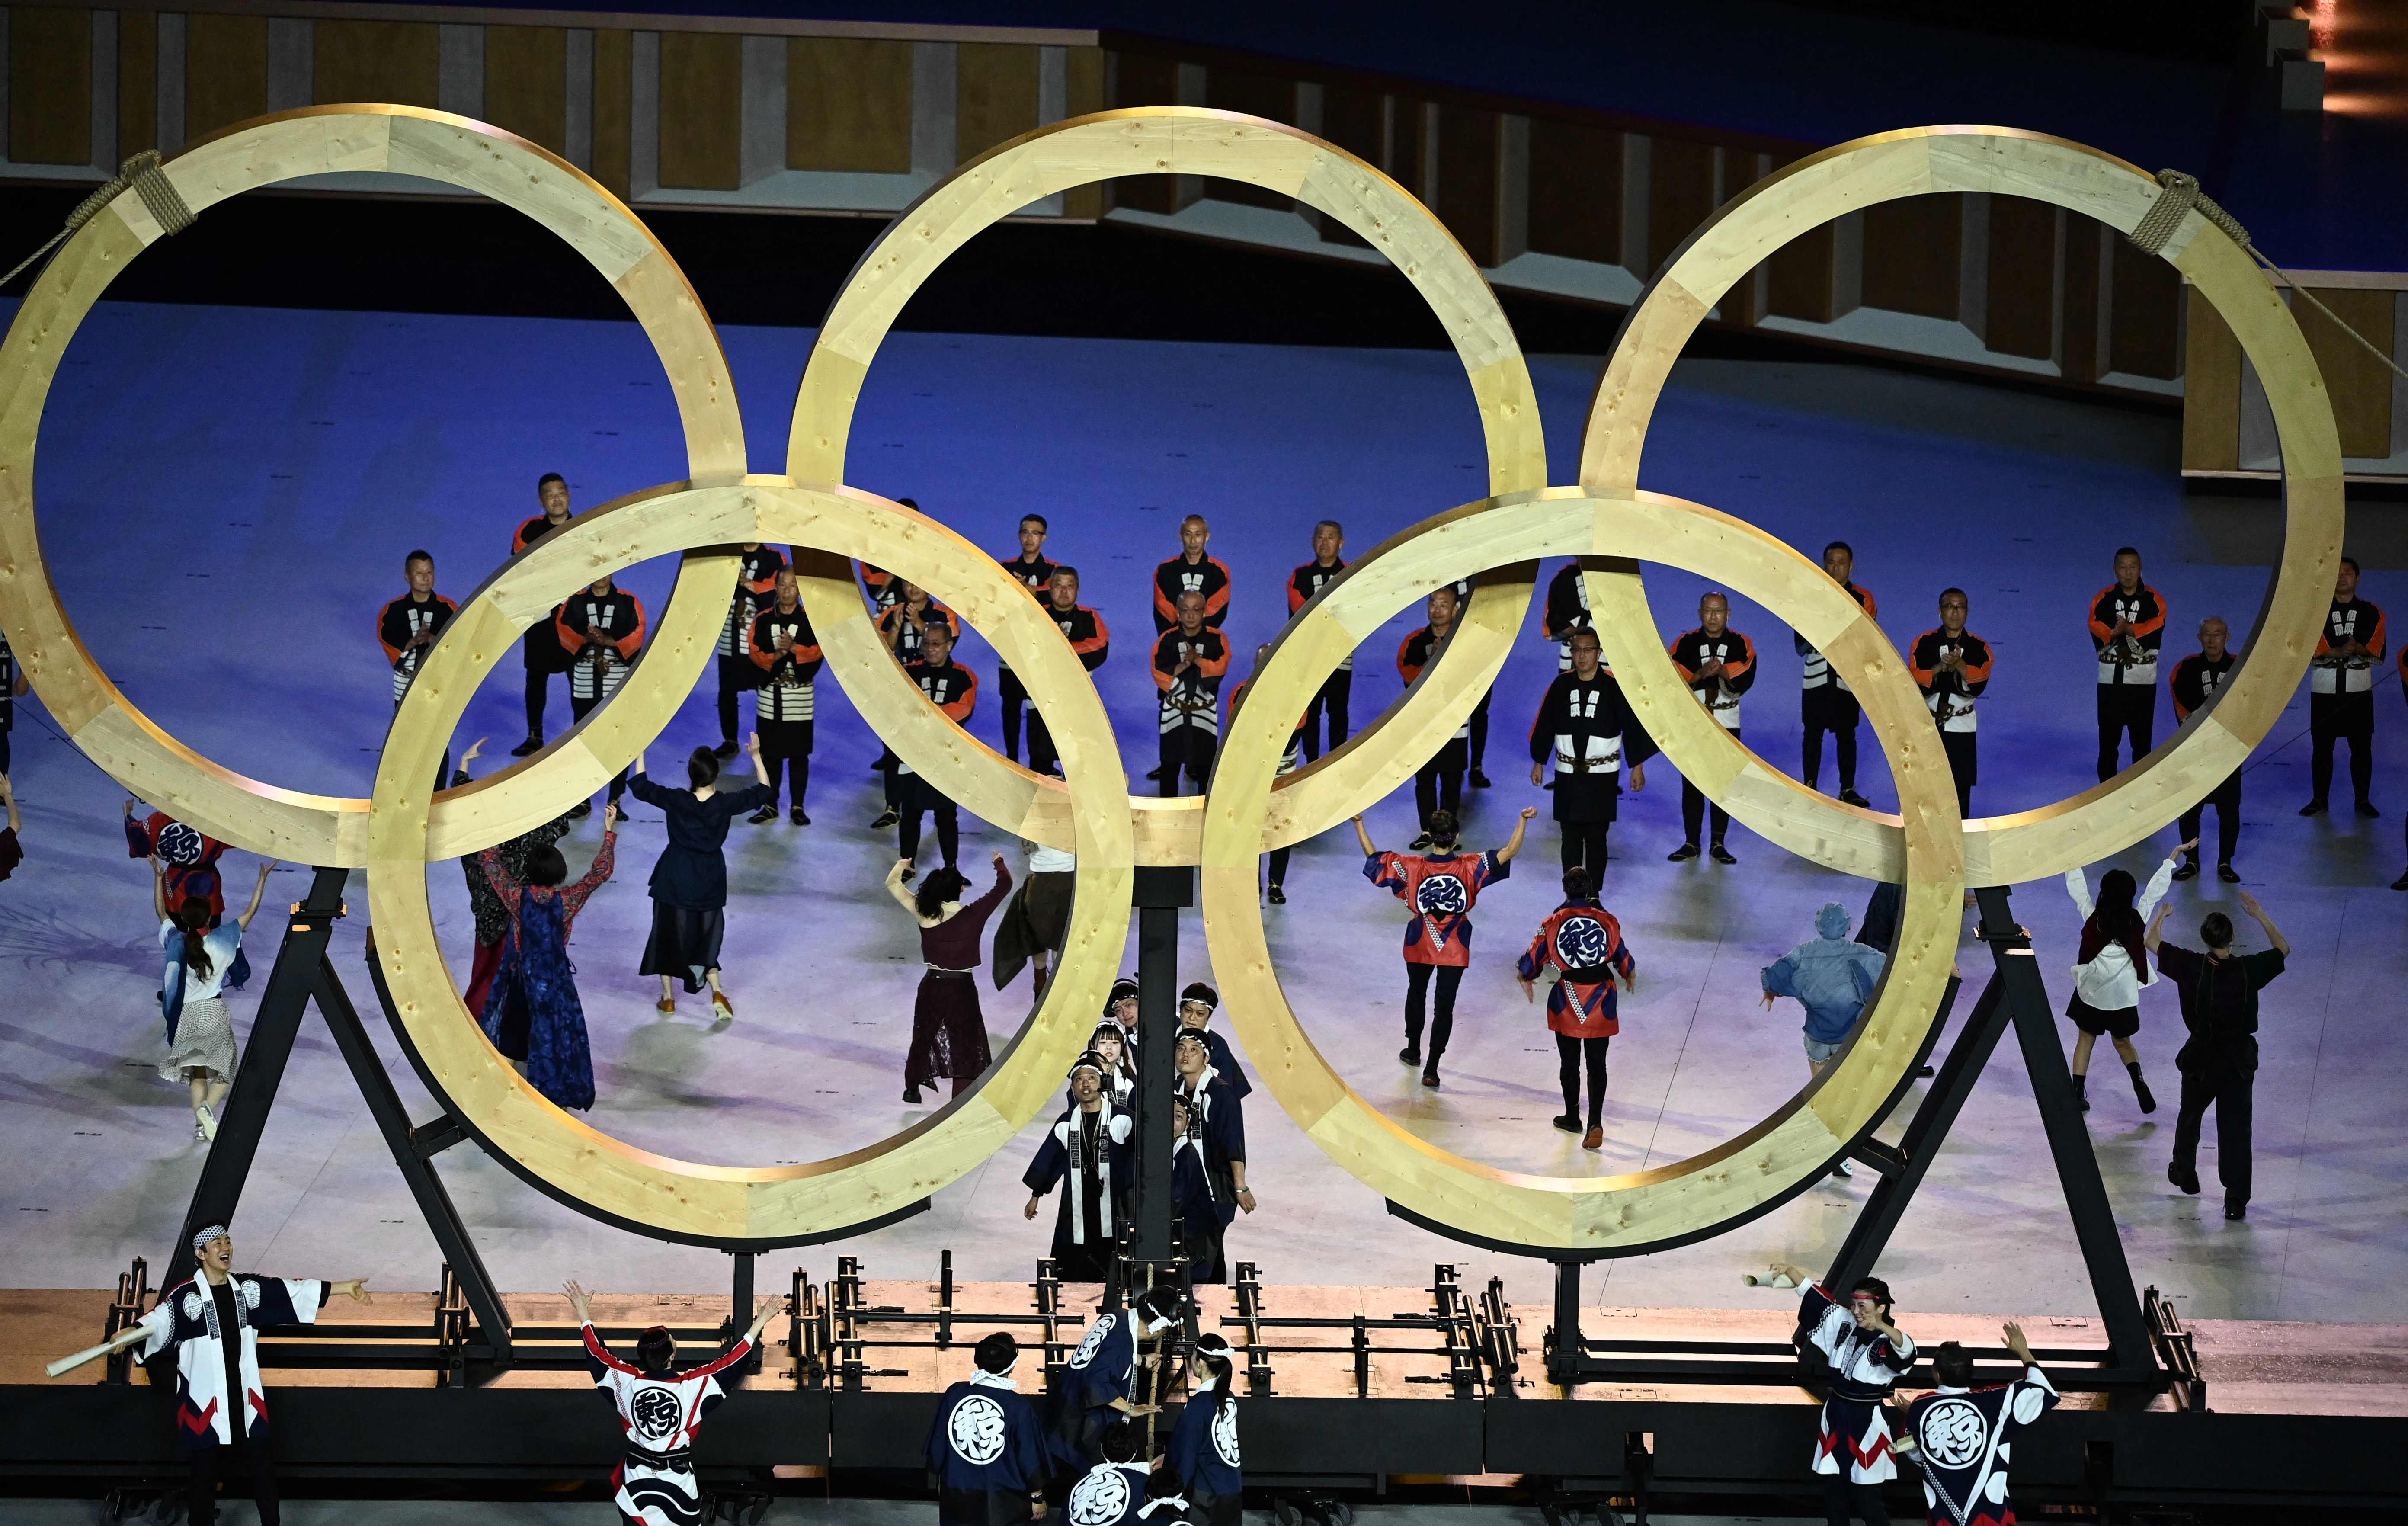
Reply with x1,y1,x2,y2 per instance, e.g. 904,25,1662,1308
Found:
1129,866,1193,1266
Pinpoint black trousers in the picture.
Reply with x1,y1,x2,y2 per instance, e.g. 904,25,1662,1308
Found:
1559,818,1612,875
2179,767,2242,866
1822,1474,1889,1526
1681,725,1739,845
1557,1032,1610,1127
1403,962,1464,1060
1415,737,1468,829
757,717,812,808
2097,683,2157,780
524,659,553,741
568,694,629,802
715,654,756,743
1802,686,1860,792
1266,846,1291,888
2309,691,2375,806
897,775,959,867
2174,1062,2254,1209
938,1487,1035,1526
999,667,1030,761
191,1440,280,1526
1159,723,1217,797
1303,668,1353,760
878,747,903,810
1468,688,1492,769
1941,730,1977,817
1027,709,1061,776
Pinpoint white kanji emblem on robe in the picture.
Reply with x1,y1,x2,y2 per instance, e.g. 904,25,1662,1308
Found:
629,1384,683,1445
1067,1466,1131,1525
1070,1313,1115,1369
1414,874,1468,917
1555,915,1610,968
949,1393,1008,1464
1210,1402,1240,1467
1917,1395,1987,1468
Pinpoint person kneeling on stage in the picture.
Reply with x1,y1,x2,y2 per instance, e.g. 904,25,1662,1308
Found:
1052,1286,1178,1468
1515,867,1636,1151
1771,1262,1917,1526
1896,1322,2058,1526
568,1277,780,1526
930,1331,1051,1526
133,1225,371,1526
1023,1053,1133,1283
1165,1333,1243,1526
1066,1422,1152,1526
1171,1094,1236,1284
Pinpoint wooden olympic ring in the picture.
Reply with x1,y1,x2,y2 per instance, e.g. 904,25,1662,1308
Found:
785,108,1550,866
365,478,1135,1246
1200,487,1965,1255
1576,126,2345,887
0,105,747,865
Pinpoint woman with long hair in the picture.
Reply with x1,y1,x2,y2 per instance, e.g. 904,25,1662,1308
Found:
154,857,275,1142
887,852,1012,1103
1086,1021,1137,1108
451,737,575,1020
632,737,774,1018
2064,838,2190,1114
479,803,618,1111
1167,1331,1243,1526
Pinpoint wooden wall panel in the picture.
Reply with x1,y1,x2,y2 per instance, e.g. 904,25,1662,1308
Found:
120,10,158,156
2060,214,2103,385
1435,105,1500,266
1202,67,1293,209
2182,289,2241,472
315,20,442,109
956,42,1039,163
2296,287,2398,458
786,36,912,173
185,13,269,141
2107,240,2183,380
1984,197,2057,360
591,28,631,197
483,26,567,154
1767,225,1835,323
1106,54,1194,214
1526,116,1620,266
1647,137,1716,277
1391,98,1429,205
658,30,742,190
1062,46,1105,217
9,6,92,165
1862,192,1960,319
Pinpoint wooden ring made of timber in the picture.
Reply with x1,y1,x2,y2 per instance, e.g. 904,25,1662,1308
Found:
366,478,1135,1247
1200,487,1964,1256
785,107,1549,867
0,106,747,866
1576,126,2344,887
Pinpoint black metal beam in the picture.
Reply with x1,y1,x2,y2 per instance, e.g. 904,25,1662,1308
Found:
309,960,515,1364
1129,866,1191,1265
161,866,349,1291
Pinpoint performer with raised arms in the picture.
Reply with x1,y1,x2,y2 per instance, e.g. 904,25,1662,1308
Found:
632,741,772,1020
1896,1322,2059,1526
890,850,1014,1104
1023,1052,1134,1283
1515,866,1637,1151
566,1276,780,1526
1769,1262,1918,1526
155,857,275,1143
1355,804,1536,1088
929,1330,1051,1526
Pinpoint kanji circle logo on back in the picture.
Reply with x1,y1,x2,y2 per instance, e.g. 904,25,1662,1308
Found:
1555,915,1610,969
1067,1465,1131,1524
1070,1313,1114,1369
948,1393,1008,1464
1414,874,1467,917
630,1385,682,1443
1918,1395,1987,1468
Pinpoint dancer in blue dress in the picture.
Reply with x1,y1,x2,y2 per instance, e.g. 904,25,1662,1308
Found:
479,802,618,1110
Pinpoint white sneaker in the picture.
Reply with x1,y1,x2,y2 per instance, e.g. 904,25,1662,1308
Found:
196,1105,218,1142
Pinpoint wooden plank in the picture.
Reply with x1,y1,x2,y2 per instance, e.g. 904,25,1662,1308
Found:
2182,289,2242,473
1061,45,1104,217
1434,104,1500,265
785,36,912,173
1862,192,1960,319
1767,224,1834,323
2107,238,2183,380
591,27,631,197
955,42,1039,163
2060,212,2103,385
1204,66,1293,209
185,13,268,141
119,10,158,156
1646,136,1716,278
1526,116,1620,266
1314,80,1382,247
483,25,568,155
8,6,92,165
1984,196,2057,360
314,19,442,109
657,29,742,190
2295,287,2396,458
1105,53,1193,214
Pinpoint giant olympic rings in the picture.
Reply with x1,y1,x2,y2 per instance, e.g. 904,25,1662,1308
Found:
0,111,2343,1254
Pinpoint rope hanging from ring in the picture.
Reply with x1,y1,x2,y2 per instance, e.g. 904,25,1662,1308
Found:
2135,167,2408,388
0,149,196,294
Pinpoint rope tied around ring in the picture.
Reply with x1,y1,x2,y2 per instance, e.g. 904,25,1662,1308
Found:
2134,167,2408,388
0,149,195,294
